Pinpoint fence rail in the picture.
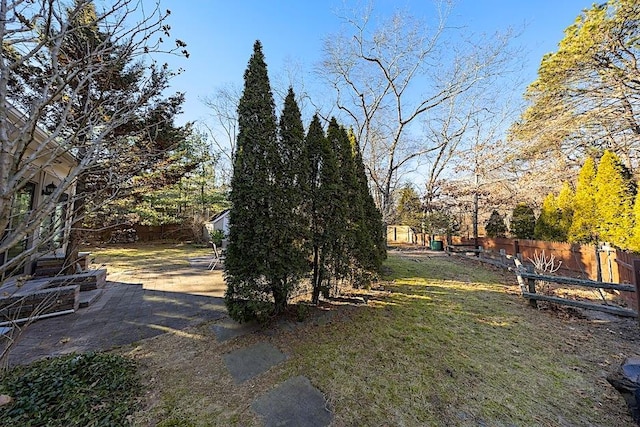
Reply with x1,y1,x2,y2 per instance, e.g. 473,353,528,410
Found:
512,258,638,321
456,237,640,311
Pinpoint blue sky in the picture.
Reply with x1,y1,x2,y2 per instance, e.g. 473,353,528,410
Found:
161,0,594,126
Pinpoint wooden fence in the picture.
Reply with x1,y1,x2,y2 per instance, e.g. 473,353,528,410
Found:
88,224,194,243
513,257,638,321
457,237,640,312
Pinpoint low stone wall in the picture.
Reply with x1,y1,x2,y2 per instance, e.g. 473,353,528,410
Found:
0,285,80,321
46,269,107,292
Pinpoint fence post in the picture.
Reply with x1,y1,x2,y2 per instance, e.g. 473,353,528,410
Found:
499,249,506,267
633,259,640,325
513,239,520,259
526,265,538,308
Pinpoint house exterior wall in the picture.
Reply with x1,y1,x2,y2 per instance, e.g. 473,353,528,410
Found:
204,211,230,248
3,108,77,274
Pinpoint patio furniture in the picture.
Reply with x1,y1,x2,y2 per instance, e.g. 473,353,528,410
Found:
208,242,225,270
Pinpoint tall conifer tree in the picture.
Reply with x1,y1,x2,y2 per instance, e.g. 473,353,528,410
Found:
630,191,640,252
485,210,507,238
568,157,598,243
304,114,339,304
556,181,574,241
534,193,561,241
350,130,386,273
225,41,284,321
273,87,309,297
594,150,635,248
324,118,352,288
510,203,536,239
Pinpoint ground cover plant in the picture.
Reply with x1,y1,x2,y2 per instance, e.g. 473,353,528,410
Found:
116,249,638,426
0,352,140,426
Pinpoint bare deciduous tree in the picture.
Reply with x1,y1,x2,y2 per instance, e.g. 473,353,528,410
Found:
319,2,517,221
201,83,240,183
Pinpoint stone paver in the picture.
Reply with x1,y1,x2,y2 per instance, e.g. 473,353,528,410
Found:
223,342,287,383
252,376,332,427
9,281,227,366
212,318,260,342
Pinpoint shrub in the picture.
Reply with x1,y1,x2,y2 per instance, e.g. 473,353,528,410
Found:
209,229,225,247
485,210,507,238
510,203,536,239
0,352,140,426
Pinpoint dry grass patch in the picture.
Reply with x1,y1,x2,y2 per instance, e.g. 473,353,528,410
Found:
118,251,637,426
90,242,211,275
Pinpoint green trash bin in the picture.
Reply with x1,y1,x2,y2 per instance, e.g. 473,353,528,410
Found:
430,240,443,251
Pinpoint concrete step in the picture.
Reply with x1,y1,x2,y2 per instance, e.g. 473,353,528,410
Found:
78,289,103,308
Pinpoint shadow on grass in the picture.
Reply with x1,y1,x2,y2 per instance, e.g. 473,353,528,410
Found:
284,254,634,427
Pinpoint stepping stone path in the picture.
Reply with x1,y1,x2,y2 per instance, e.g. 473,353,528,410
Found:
223,342,287,383
252,376,333,427
212,318,260,342
213,318,333,426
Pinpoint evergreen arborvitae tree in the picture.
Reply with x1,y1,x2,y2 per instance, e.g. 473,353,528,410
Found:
304,114,340,304
510,203,536,239
485,210,507,238
568,157,597,243
225,41,287,321
534,192,561,241
325,118,353,285
593,150,635,248
272,86,309,302
535,183,573,242
350,129,386,274
556,181,574,241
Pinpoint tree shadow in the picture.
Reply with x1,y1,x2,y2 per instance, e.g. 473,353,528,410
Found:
8,282,227,367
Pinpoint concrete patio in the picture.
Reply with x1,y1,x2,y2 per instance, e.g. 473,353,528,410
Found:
7,255,228,366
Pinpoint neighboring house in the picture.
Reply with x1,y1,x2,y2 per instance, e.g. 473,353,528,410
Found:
204,209,230,246
1,107,77,275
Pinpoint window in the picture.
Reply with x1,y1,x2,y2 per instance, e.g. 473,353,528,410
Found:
2,182,36,273
39,193,68,252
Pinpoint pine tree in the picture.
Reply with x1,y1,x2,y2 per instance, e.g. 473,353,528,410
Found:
593,150,635,248
225,41,284,321
510,203,536,239
534,192,561,241
568,157,597,243
485,210,507,238
395,185,423,232
59,1,193,270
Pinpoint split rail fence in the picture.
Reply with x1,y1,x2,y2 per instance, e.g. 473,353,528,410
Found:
446,238,640,323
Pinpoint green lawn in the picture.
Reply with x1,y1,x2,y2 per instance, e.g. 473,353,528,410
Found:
127,250,635,426
283,254,635,425
4,246,636,426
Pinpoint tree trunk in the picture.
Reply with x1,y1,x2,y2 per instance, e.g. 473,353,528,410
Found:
311,245,320,305
272,284,288,314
